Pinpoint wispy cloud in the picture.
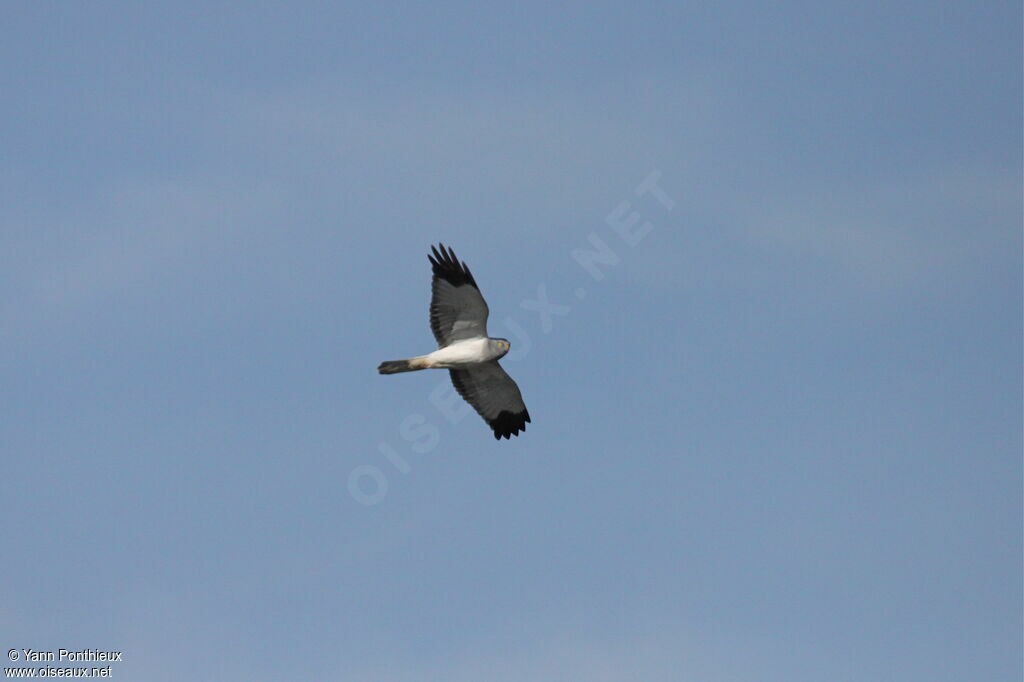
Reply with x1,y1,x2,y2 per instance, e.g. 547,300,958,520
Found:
731,166,1020,292
0,175,286,335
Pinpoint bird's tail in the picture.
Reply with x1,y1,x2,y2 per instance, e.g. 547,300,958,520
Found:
377,357,430,374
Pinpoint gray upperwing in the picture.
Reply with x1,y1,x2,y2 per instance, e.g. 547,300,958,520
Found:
449,362,530,439
428,244,490,347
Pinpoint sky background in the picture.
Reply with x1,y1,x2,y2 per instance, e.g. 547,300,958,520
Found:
1,2,1021,680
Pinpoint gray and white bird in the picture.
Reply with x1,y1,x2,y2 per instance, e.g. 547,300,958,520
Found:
377,244,531,439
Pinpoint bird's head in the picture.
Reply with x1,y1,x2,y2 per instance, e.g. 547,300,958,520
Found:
493,338,511,357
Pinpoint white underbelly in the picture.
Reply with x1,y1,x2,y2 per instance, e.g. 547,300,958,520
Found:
425,338,492,368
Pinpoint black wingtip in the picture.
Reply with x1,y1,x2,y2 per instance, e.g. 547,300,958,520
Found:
490,410,530,440
428,243,477,288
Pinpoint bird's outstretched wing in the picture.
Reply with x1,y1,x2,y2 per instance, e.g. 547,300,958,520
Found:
428,244,490,347
449,363,530,439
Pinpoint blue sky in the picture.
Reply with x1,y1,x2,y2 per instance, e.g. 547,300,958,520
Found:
1,2,1020,680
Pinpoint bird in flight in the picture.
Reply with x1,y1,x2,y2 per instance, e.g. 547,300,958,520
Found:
378,244,531,439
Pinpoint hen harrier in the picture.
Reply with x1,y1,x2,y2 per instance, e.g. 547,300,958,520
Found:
377,244,531,440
